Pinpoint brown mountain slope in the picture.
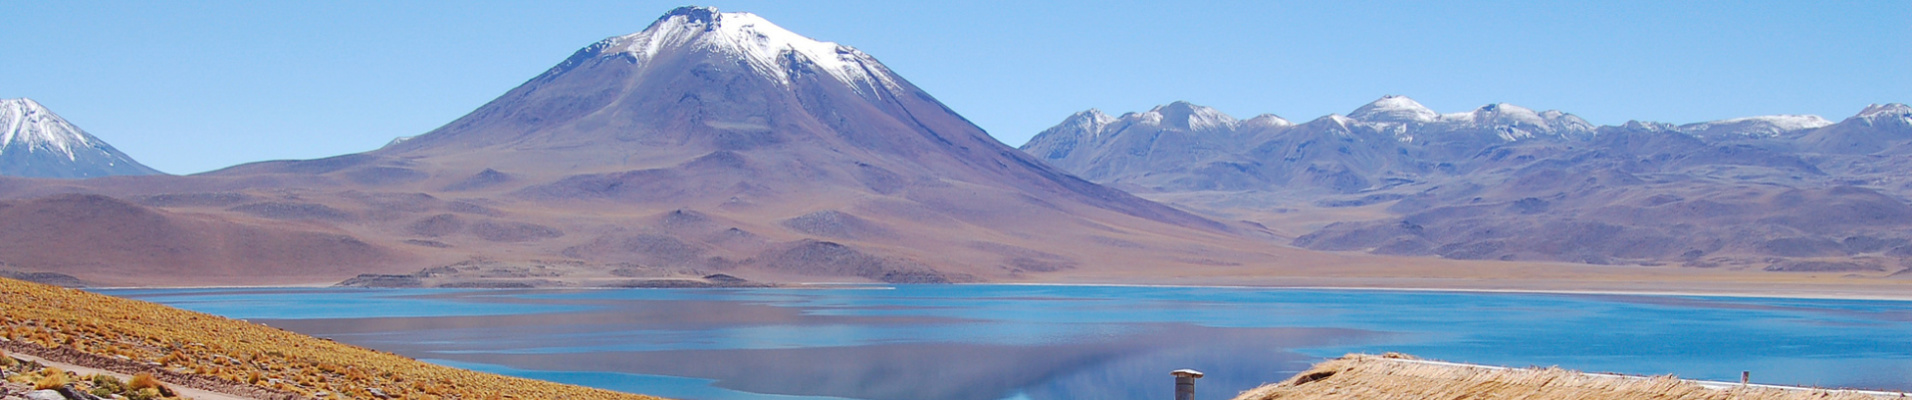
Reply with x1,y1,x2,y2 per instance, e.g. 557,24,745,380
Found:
0,194,405,286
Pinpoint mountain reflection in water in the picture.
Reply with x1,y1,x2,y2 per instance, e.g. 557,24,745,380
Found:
108,285,1912,400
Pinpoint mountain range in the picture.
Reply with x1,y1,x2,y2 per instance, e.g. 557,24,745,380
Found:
0,6,1287,287
2,6,1905,289
1022,97,1912,273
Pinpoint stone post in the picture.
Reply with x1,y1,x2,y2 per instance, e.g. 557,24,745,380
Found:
1173,369,1205,400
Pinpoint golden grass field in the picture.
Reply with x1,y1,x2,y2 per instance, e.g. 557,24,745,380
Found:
0,276,666,400
1233,353,1891,400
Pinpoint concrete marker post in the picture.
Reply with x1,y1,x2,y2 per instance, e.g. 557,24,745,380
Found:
1173,369,1205,400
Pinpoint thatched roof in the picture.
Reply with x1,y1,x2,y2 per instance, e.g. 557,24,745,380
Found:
1232,354,1898,400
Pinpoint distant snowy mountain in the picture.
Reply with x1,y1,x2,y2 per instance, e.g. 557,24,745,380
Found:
1678,114,1833,140
1348,95,1439,123
0,98,161,178
1019,96,1594,193
1797,103,1912,154
1025,98,1912,273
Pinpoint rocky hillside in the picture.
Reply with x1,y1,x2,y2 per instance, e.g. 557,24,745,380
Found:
0,276,668,400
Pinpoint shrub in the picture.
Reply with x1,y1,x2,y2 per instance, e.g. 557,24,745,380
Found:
0,348,14,368
129,372,163,391
90,373,127,393
128,387,161,400
33,366,69,390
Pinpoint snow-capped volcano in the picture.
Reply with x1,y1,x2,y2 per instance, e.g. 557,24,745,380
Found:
1440,102,1595,140
1854,103,1912,127
563,6,899,96
1677,114,1833,139
335,5,1237,283
0,98,161,178
1130,101,1239,132
1348,95,1439,123
1342,96,1593,140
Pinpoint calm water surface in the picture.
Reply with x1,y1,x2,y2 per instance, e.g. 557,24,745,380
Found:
102,285,1912,400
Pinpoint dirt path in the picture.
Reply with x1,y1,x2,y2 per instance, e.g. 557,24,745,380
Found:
8,352,263,400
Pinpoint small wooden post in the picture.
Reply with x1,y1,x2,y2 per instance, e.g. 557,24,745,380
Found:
1741,371,1750,385
1173,369,1205,400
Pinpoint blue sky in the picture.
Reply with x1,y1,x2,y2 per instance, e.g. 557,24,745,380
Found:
3,1,1907,175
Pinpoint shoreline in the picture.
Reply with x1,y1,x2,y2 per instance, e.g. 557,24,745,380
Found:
86,280,1912,302
981,281,1912,302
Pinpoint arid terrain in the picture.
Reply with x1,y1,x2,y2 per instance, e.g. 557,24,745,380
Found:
1023,98,1912,289
0,8,1267,288
0,276,668,400
0,8,1905,299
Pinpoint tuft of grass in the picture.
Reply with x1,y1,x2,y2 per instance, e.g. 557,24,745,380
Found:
129,387,163,400
33,366,69,390
90,373,127,397
129,372,164,391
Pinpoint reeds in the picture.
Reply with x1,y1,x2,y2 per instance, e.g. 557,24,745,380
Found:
1232,354,1890,400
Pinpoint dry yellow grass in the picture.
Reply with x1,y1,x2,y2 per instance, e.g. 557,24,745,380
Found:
1233,354,1890,400
0,276,669,400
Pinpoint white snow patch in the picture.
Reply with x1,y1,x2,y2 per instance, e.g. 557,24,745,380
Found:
1368,100,1594,141
1060,109,1117,139
1,98,99,160
1142,102,1238,132
600,7,902,95
1856,103,1912,126
1712,115,1832,131
1243,113,1293,128
1678,114,1834,138
1308,114,1361,137
1349,95,1437,123
1859,103,1912,118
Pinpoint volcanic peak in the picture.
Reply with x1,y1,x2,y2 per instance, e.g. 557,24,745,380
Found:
596,6,901,94
2,98,96,159
1855,103,1912,126
1348,95,1438,123
1138,101,1238,132
0,98,161,178
1063,109,1118,136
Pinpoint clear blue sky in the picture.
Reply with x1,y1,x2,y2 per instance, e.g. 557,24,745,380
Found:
3,1,1907,175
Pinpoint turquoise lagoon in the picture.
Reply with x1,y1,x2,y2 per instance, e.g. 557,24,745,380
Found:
102,285,1912,400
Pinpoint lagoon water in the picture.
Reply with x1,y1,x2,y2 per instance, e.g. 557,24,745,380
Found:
103,285,1912,400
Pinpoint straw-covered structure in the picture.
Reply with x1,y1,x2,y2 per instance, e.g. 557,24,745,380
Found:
1232,353,1895,400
